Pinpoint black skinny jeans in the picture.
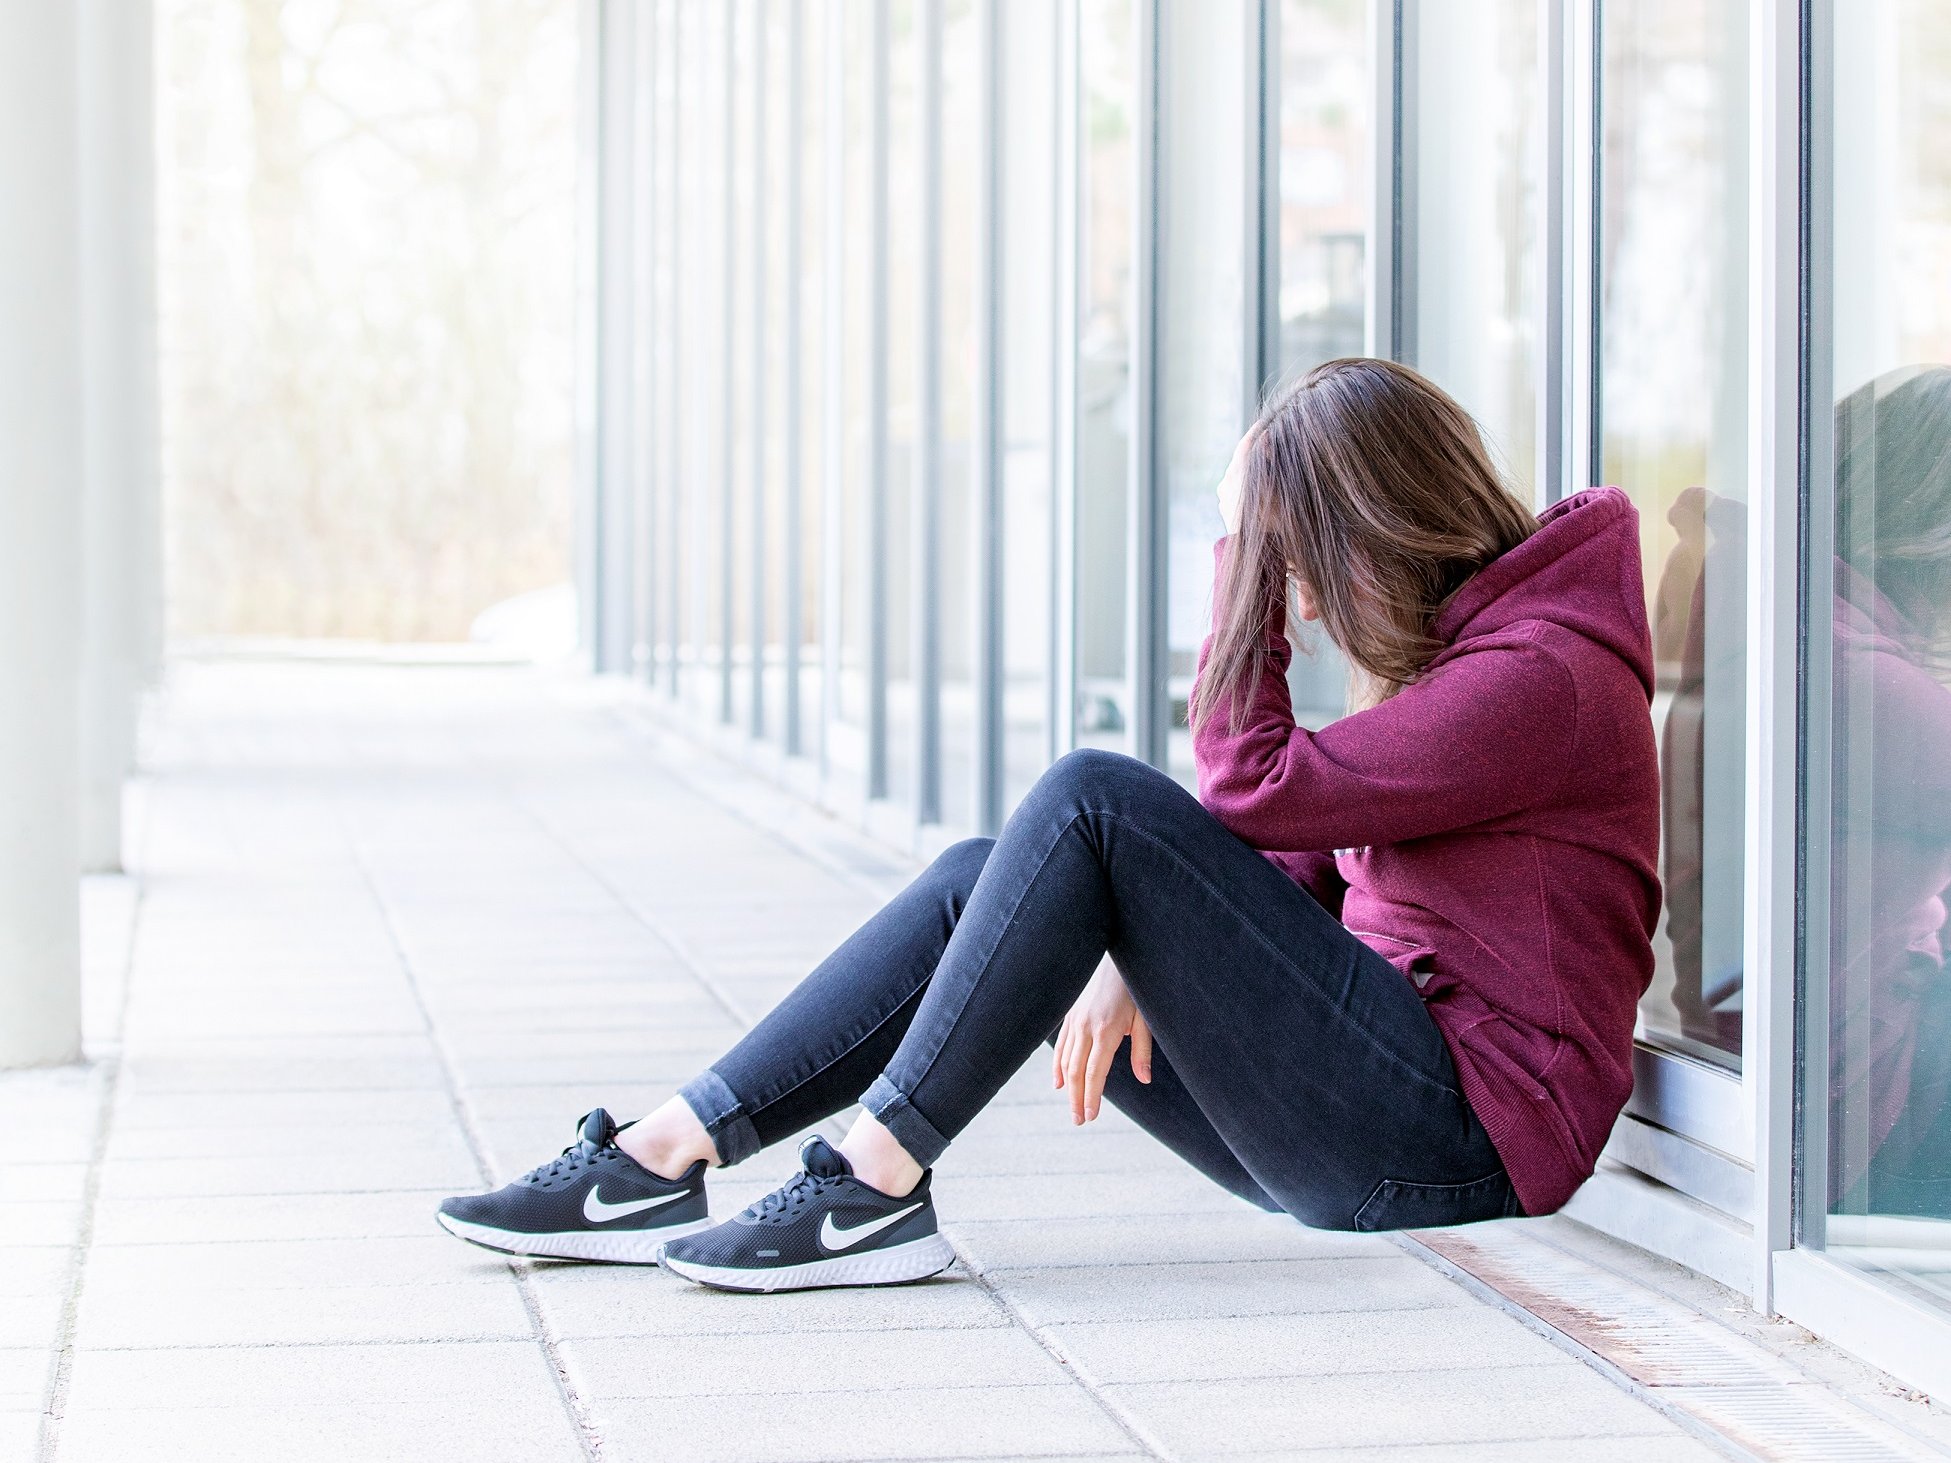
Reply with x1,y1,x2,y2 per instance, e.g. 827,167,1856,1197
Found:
678,749,1520,1231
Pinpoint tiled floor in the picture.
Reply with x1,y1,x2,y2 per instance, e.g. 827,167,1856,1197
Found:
6,660,1729,1462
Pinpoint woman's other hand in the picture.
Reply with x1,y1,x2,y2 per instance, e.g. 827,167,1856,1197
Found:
1053,959,1153,1123
1215,422,1263,537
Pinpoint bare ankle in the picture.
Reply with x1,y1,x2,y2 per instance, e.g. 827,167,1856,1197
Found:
837,1111,925,1198
615,1096,719,1180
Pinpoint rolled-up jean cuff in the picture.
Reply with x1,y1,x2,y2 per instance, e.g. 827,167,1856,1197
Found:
861,1074,951,1168
677,1069,762,1168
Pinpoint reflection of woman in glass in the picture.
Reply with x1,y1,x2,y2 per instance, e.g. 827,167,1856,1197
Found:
435,361,1662,1293
1829,366,1951,1215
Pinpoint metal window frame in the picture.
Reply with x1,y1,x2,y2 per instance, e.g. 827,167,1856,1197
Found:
749,0,770,739
913,0,945,825
820,0,846,778
784,0,807,756
719,2,738,723
1128,0,1165,770
866,0,892,801
1049,0,1081,767
631,0,660,680
971,0,1006,835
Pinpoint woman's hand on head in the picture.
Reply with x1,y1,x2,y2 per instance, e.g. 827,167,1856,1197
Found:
1053,959,1152,1124
1215,422,1264,537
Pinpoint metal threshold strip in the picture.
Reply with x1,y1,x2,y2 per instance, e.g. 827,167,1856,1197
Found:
1401,1225,1946,1462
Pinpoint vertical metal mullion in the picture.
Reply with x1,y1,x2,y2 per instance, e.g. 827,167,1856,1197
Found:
1049,0,1080,765
1128,0,1163,769
913,0,944,824
1585,0,1606,489
866,0,892,799
596,0,637,675
1539,0,1568,507
820,2,846,776
664,0,685,699
1758,0,1819,1302
1256,0,1280,397
634,0,660,681
1562,0,1598,499
1389,0,1416,364
785,0,806,757
719,2,737,723
971,0,1004,834
750,0,769,739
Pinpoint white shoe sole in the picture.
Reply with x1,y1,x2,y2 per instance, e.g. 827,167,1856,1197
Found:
436,1210,714,1263
659,1231,958,1292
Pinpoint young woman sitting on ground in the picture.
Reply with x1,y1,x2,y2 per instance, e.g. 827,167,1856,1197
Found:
436,357,1662,1291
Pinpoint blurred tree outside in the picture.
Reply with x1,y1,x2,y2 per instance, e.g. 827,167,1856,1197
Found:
157,0,576,642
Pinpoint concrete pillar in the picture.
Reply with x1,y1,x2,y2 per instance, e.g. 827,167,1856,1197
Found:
0,0,85,1066
78,0,162,875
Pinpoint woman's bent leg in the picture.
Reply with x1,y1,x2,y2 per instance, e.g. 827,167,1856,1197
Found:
672,836,993,1167
861,749,1513,1230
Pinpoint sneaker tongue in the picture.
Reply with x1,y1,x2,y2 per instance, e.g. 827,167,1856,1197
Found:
798,1135,853,1180
579,1108,618,1150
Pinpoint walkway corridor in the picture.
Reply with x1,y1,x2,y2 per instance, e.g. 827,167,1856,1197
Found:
8,661,1728,1461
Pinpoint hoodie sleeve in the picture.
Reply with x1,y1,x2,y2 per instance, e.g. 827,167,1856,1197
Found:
1193,543,1580,853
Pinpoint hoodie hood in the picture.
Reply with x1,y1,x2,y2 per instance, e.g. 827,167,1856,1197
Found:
1433,487,1655,697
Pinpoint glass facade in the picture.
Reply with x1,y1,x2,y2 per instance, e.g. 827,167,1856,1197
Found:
583,0,1951,1396
1804,0,1951,1328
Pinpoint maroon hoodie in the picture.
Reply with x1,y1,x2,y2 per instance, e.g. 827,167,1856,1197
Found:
1193,487,1661,1215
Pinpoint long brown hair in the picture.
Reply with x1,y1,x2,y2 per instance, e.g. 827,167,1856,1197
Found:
1193,358,1538,731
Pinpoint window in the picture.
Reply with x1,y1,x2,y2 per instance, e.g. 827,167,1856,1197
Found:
1597,4,1751,1073
1804,0,1951,1312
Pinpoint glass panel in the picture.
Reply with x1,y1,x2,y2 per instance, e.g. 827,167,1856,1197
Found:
1408,0,1541,498
1598,5,1750,1072
829,0,874,782
727,1,755,730
1158,0,1251,786
758,5,794,747
1075,0,1136,754
1000,0,1058,814
796,3,827,749
1806,0,1951,1310
1272,0,1369,729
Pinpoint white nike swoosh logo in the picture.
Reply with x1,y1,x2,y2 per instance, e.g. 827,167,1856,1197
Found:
819,1202,923,1252
583,1186,687,1224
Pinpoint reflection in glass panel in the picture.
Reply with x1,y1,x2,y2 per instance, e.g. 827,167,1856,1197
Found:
758,5,794,748
1074,0,1135,753
1158,0,1250,786
1811,0,1951,1312
1408,0,1540,498
1273,0,1368,731
1598,4,1749,1071
727,0,754,730
999,0,1058,814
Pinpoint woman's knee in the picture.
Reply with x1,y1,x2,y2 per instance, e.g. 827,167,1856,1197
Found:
925,836,995,899
1033,747,1173,810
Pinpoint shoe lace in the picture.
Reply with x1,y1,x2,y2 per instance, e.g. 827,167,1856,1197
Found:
748,1169,831,1222
523,1142,598,1188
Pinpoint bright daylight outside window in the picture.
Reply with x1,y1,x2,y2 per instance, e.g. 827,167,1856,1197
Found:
155,0,576,646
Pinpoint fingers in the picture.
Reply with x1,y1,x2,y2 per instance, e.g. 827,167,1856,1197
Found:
1066,1030,1091,1124
1082,1030,1120,1122
1129,1013,1153,1084
1052,1020,1070,1089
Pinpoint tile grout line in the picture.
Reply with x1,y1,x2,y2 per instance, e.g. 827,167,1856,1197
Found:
343,814,609,1463
36,879,145,1463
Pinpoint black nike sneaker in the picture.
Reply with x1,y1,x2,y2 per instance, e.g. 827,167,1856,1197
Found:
436,1108,710,1263
657,1134,955,1292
